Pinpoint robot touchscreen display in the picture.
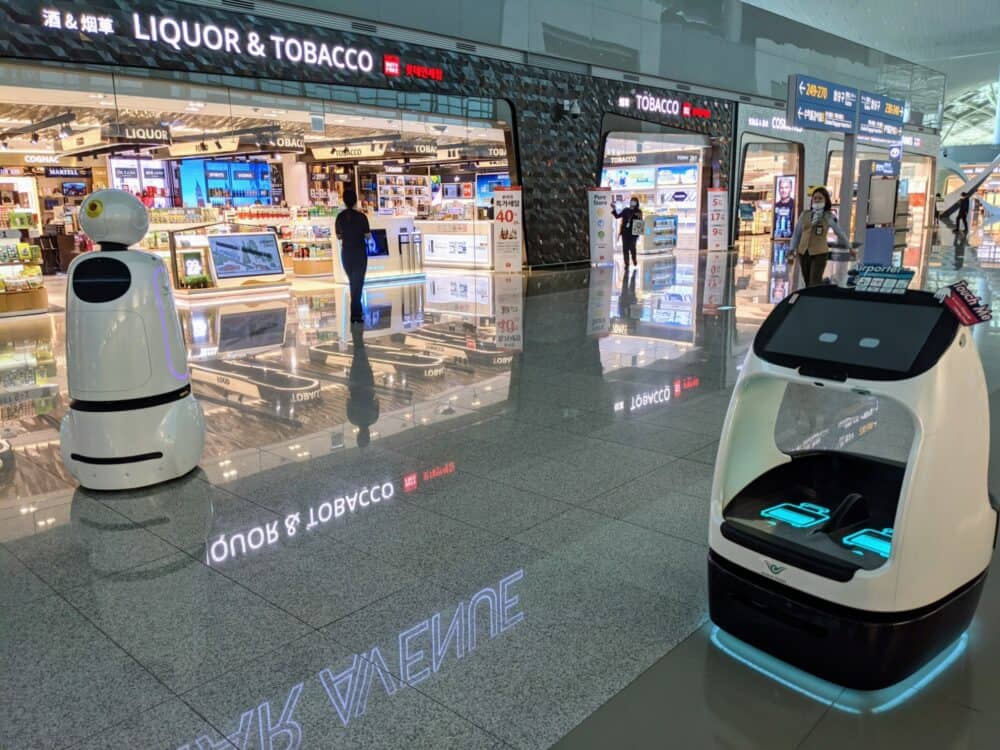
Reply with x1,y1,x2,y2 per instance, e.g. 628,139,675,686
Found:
764,297,943,372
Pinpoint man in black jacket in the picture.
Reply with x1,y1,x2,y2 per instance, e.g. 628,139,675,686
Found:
956,192,971,234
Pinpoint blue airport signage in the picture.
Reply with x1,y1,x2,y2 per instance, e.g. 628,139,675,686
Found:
857,90,905,139
787,74,859,133
788,76,907,139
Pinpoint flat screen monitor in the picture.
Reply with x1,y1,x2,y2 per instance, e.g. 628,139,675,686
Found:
207,233,284,279
476,173,511,207
218,308,287,352
365,228,390,257
762,296,944,373
62,182,87,197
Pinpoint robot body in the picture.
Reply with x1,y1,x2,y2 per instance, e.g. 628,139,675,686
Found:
60,190,204,490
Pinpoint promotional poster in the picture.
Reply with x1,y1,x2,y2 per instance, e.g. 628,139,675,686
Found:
773,175,797,239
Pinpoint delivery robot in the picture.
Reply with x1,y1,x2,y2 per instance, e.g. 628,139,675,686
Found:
708,283,997,689
61,189,205,490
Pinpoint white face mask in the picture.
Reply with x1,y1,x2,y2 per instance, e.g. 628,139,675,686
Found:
811,201,825,210
630,202,639,209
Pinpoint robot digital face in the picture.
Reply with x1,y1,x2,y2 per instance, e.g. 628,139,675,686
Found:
763,296,945,373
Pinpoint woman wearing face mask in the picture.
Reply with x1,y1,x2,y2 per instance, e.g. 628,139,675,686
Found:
612,197,643,268
789,187,850,287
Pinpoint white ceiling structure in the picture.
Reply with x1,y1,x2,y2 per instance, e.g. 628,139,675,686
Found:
747,0,1000,145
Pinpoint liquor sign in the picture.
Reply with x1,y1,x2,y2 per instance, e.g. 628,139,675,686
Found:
103,123,173,144
787,74,859,133
492,186,523,272
587,188,614,265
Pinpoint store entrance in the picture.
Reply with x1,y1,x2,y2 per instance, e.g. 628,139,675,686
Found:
735,139,803,311
827,147,933,269
600,132,709,260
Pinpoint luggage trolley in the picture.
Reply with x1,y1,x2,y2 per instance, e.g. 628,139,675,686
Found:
708,284,997,689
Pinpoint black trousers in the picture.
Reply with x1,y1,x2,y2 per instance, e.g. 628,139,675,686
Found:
342,249,368,322
957,212,969,232
622,236,637,265
799,252,830,287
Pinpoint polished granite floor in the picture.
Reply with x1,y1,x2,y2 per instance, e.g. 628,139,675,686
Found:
4,229,1000,749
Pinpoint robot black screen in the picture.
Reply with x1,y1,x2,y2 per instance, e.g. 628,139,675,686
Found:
763,296,945,372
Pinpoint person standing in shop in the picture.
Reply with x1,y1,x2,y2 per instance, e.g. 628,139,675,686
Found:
335,188,371,325
956,192,971,234
789,187,850,287
612,197,643,268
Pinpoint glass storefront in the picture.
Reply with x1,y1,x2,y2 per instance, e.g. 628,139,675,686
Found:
0,61,517,284
827,148,934,270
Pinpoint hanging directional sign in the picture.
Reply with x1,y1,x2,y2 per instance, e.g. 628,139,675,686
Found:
787,74,859,133
857,91,905,139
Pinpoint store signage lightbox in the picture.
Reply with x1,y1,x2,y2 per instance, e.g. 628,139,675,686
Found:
37,6,398,78
311,143,388,161
622,94,711,120
103,123,173,144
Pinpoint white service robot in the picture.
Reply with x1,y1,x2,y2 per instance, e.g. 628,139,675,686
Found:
708,284,997,689
60,189,205,490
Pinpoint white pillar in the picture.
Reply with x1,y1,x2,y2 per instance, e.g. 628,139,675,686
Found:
281,154,309,207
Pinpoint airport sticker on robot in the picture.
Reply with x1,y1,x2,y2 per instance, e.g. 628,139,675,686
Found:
936,280,993,326
850,264,914,294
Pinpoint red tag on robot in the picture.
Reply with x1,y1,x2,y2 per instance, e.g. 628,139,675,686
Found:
941,280,992,326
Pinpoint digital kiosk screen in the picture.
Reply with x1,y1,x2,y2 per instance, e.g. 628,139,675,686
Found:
365,229,390,257
207,233,284,279
763,296,944,373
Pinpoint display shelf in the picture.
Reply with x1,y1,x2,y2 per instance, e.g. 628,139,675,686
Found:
378,174,431,216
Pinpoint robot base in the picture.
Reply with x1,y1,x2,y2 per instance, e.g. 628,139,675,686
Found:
708,551,986,690
60,394,205,491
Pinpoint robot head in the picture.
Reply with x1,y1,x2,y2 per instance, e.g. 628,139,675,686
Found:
79,189,149,250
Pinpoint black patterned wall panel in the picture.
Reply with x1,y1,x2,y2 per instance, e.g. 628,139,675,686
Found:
1,0,734,266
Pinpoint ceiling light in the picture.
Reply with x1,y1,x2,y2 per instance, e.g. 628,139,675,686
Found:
30,132,39,143
0,140,7,151
59,125,71,138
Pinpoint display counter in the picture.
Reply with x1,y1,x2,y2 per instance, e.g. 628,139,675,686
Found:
416,220,495,270
170,230,290,307
0,233,47,317
333,216,424,286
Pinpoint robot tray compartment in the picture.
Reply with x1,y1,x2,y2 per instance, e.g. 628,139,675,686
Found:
721,451,905,581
